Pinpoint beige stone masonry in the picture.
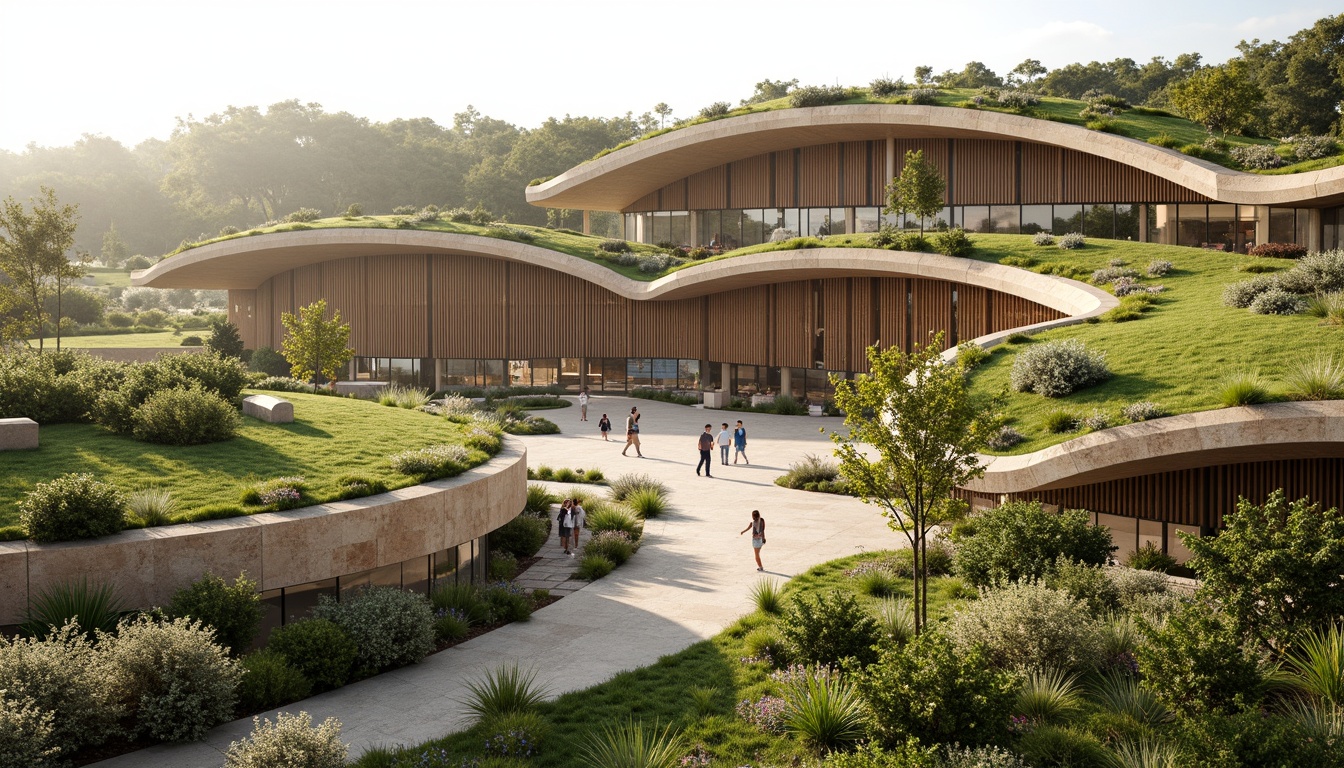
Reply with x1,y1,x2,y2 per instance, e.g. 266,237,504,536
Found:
0,417,38,451
0,441,527,626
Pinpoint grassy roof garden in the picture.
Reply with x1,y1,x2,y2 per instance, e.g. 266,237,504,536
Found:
0,390,494,540
561,87,1342,176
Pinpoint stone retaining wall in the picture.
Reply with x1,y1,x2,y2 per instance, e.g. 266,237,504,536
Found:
0,440,527,625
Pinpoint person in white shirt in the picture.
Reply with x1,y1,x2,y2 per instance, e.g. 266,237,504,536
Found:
716,422,732,465
578,388,589,421
569,500,586,554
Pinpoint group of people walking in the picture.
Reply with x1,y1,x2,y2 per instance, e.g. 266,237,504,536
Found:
574,391,766,570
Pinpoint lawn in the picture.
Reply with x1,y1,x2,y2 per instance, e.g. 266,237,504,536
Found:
352,551,966,768
55,330,190,348
83,266,131,287
0,392,485,537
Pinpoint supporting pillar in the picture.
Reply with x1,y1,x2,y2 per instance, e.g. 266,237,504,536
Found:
1137,205,1148,243
780,367,793,399
582,210,591,235
720,362,732,393
689,211,700,245
1306,208,1322,252
885,138,896,185
435,359,445,392
1254,205,1271,249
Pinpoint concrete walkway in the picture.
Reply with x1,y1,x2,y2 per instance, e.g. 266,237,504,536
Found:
97,396,894,766
512,491,594,597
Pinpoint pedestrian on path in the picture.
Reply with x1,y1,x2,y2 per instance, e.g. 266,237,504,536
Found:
733,420,749,464
569,498,586,554
622,407,643,457
717,422,731,465
696,424,714,477
558,499,575,556
578,388,589,421
598,413,611,441
740,510,766,571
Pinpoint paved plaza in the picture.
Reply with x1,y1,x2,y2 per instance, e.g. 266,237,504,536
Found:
95,396,897,766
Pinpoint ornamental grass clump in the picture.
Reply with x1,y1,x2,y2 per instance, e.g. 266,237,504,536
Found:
21,579,124,639
608,473,670,502
461,663,549,722
126,487,176,526
588,505,644,543
750,578,784,614
1305,292,1344,325
1218,370,1274,407
374,383,431,409
584,530,637,566
1283,352,1344,400
1010,339,1111,397
781,666,867,751
1015,668,1083,724
625,487,669,517
578,719,685,768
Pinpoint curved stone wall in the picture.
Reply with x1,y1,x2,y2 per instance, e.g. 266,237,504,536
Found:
0,440,527,625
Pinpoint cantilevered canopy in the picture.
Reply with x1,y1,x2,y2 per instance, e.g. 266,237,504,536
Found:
525,104,1344,211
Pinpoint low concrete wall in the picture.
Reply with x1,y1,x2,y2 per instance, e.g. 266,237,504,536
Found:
71,347,205,364
0,439,527,625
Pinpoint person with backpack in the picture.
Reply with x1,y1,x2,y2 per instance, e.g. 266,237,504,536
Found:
569,498,586,554
557,499,575,556
740,510,766,571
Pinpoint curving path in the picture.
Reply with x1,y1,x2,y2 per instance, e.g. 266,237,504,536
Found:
95,396,893,766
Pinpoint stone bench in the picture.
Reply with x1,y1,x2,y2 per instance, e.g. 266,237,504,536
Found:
0,418,38,451
242,395,294,424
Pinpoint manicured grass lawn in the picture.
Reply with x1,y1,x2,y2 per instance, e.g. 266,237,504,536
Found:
352,551,965,768
83,266,131,287
0,392,484,536
165,218,665,281
55,330,188,348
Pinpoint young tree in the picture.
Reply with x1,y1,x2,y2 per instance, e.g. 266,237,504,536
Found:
1184,489,1344,652
1009,58,1047,89
653,102,673,128
884,150,946,238
0,187,81,350
206,319,246,360
101,223,129,268
280,299,354,385
1169,61,1262,135
913,66,933,85
830,334,1002,633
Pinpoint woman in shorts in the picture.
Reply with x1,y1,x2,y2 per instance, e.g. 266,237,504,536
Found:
557,499,574,556
739,509,766,571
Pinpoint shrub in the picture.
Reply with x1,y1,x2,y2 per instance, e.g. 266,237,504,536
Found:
1241,242,1306,259
578,554,615,580
932,227,973,257
524,483,558,514
984,425,1025,451
314,587,435,674
240,475,306,508
588,505,643,542
1091,266,1139,285
897,231,929,251
1126,542,1177,573
1231,144,1286,169
1284,351,1344,400
779,590,881,666
790,84,848,108
0,622,120,755
491,513,549,559
948,582,1103,673
1057,232,1086,249
99,615,241,742
131,384,239,445
1292,134,1340,161
0,697,59,767
626,487,669,517
1080,409,1111,431
887,540,955,579
237,649,312,711
698,101,730,118
284,207,322,223
608,473,670,502
1218,370,1274,407
1032,232,1056,246
224,712,347,768
907,88,940,105
869,77,906,97
999,254,1038,268
1149,133,1181,149
180,335,203,346
1279,249,1344,294
266,618,356,691
776,453,841,489
434,608,471,642
462,663,549,721
1122,401,1167,422
1137,602,1264,717
1009,338,1111,397
954,501,1113,587
1249,286,1307,315
857,631,1015,747
481,581,533,623
956,342,990,369
742,627,787,663
1145,259,1173,277
1043,410,1078,433
1046,559,1121,615
481,710,550,758
249,346,291,377
997,90,1040,109
333,474,387,500
168,572,263,656
940,745,1030,768
1015,725,1111,767
389,444,471,478
19,472,125,542
598,239,629,253
584,530,637,566
1222,274,1279,308
430,582,490,626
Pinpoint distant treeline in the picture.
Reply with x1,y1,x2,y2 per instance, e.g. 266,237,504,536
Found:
0,14,1339,261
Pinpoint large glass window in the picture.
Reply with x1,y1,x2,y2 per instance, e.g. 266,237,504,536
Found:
389,358,419,386
651,358,678,389
718,210,743,249
828,208,849,235
1053,205,1083,234
962,206,992,232
990,205,1020,234
478,359,504,388
1115,204,1140,241
782,208,800,238
1147,204,1172,244
440,359,476,387
1083,204,1114,239
668,211,689,246
678,359,701,390
601,358,626,391
626,358,652,388
530,358,559,387
1176,204,1207,248
1206,204,1237,252
1269,207,1296,243
742,209,768,246
651,211,671,245
1021,205,1052,234
283,578,337,623
855,207,881,233
1238,206,1260,253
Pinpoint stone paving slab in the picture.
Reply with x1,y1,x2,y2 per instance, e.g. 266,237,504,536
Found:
94,396,894,767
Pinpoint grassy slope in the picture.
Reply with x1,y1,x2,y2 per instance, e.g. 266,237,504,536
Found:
162,217,665,280
56,331,190,348
83,267,130,287
0,392,483,533
352,551,965,768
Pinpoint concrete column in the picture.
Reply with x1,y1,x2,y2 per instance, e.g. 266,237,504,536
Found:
1254,206,1271,249
348,359,356,382
1137,205,1148,243
780,367,793,398
582,210,591,235
845,208,856,234
435,359,444,391
699,359,710,390
1306,208,1322,252
689,211,700,245
885,138,896,185
720,362,732,393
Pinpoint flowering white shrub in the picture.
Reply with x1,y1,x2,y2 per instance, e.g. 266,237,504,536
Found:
770,227,798,242
1147,260,1173,277
314,587,434,672
997,91,1040,109
942,744,1032,768
224,712,347,768
947,582,1103,672
1010,339,1112,397
907,88,940,105
439,394,477,417
1121,401,1167,422
98,616,241,742
1112,277,1144,297
389,444,470,476
0,698,58,768
1057,232,1086,250
0,621,120,759
1291,134,1339,161
1091,266,1138,285
1230,144,1285,169
1080,410,1111,431
1221,275,1279,308
1032,232,1055,246
986,426,1026,451
1249,287,1307,315
1278,249,1344,295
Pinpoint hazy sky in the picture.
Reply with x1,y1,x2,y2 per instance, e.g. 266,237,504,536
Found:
0,0,1332,153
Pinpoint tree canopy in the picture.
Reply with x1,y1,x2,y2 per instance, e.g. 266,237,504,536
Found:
0,186,81,348
884,150,946,236
280,300,354,385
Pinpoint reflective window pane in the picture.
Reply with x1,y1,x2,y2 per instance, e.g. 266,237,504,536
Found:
990,205,1020,234
1021,205,1052,234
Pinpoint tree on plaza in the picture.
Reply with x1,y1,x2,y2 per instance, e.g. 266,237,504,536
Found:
280,299,354,385
885,150,946,238
1183,490,1344,652
206,319,246,360
1169,60,1262,135
0,187,81,350
829,334,1003,634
